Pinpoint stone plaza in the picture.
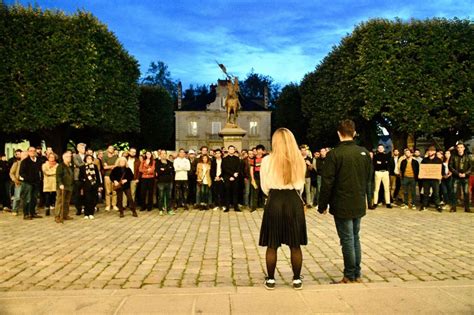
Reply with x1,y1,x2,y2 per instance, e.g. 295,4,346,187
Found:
0,206,473,313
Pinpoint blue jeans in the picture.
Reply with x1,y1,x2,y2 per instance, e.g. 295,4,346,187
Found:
198,184,210,205
12,184,22,213
243,178,250,206
21,182,39,216
440,177,454,205
452,178,470,210
334,217,362,280
402,177,416,206
157,182,172,211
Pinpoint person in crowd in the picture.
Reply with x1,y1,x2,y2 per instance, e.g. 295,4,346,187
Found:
413,148,424,202
73,143,86,216
373,144,392,209
420,146,444,212
389,149,401,203
318,119,371,284
399,149,419,210
449,142,472,212
300,145,314,208
156,150,175,216
367,151,375,209
314,148,327,207
79,154,102,219
441,150,454,211
211,149,225,211
95,150,104,176
196,154,212,210
240,149,251,209
187,149,198,207
250,144,266,212
222,145,241,212
35,146,47,209
42,152,58,216
103,145,118,211
125,147,141,209
139,151,155,212
259,128,307,290
9,151,27,216
19,146,43,220
173,148,191,210
55,151,74,223
110,157,137,218
0,153,11,212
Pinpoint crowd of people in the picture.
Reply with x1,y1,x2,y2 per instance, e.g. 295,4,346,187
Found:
0,138,472,223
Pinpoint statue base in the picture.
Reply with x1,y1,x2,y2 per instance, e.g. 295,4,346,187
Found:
219,125,247,152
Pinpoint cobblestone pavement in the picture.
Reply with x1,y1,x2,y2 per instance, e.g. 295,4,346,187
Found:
0,205,472,292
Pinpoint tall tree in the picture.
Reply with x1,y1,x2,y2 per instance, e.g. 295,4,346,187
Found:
141,61,178,100
0,4,140,153
239,69,280,107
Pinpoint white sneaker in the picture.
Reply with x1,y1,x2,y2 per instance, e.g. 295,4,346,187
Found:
159,211,164,216
213,207,219,211
105,206,110,212
84,216,89,219
113,206,119,211
400,204,408,209
89,215,94,220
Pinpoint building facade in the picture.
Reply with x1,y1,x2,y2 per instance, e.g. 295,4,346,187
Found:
175,80,271,151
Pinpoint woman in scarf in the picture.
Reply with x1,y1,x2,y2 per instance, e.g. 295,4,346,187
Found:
79,154,102,219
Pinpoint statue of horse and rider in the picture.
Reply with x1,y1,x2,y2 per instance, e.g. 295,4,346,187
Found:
217,62,241,126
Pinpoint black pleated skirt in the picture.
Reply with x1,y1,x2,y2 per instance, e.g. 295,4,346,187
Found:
259,189,307,249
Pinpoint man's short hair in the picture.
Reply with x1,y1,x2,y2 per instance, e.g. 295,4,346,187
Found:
337,119,356,138
179,148,185,152
228,145,235,150
256,144,265,151
200,146,208,151
427,145,436,152
15,149,22,153
377,144,384,148
214,149,222,154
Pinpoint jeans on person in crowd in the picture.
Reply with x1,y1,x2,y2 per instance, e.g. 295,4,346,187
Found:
141,178,154,211
44,191,56,208
157,182,172,211
422,179,440,208
198,184,210,206
402,177,416,206
21,182,39,216
243,178,250,207
452,178,470,211
174,180,188,208
334,216,362,281
12,184,22,213
304,177,313,206
440,177,454,205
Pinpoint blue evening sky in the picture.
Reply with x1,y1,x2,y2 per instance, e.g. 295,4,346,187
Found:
7,0,473,88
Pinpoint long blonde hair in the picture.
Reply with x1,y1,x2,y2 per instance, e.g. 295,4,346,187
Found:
268,128,306,186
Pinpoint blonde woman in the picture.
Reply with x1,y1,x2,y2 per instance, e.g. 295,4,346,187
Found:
196,154,212,210
42,153,58,216
259,128,307,290
110,157,137,218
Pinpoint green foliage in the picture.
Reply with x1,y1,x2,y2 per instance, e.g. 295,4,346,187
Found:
0,4,140,139
273,83,307,145
138,85,174,149
301,18,474,148
141,61,178,99
239,69,280,106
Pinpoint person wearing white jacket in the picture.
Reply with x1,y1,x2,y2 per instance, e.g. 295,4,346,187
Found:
173,149,191,210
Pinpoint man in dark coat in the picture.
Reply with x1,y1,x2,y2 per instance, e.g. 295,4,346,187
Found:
222,145,241,212
19,146,43,219
318,120,371,284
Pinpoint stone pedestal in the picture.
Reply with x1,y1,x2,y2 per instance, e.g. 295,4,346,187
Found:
219,123,247,152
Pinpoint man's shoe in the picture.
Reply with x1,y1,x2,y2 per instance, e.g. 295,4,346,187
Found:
386,204,393,209
411,204,417,210
105,206,110,212
64,216,73,220
159,210,164,216
263,277,275,290
331,277,354,284
168,210,175,216
450,206,456,212
234,208,241,212
55,216,62,223
12,212,18,216
306,204,313,209
119,212,124,218
292,277,303,290
84,216,89,219
140,208,146,212
183,205,189,210
250,208,256,212
419,207,427,212
113,206,119,211
223,208,229,213
89,215,95,220
32,214,43,218
400,204,408,209
436,206,443,213
354,277,363,283
212,207,219,211
368,204,376,210
23,215,32,220
465,208,472,213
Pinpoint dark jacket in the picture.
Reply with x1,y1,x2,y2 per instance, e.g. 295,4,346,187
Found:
210,158,224,182
388,156,400,176
421,156,445,177
56,162,74,192
0,160,9,181
449,153,472,178
373,152,390,172
79,164,102,190
19,157,42,184
155,160,174,183
222,155,241,181
110,167,134,190
315,157,326,176
318,140,371,219
400,158,420,180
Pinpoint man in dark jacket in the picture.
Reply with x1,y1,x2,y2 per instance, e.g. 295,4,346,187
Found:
318,120,371,284
449,142,472,212
222,145,241,212
56,151,75,222
399,149,419,210
19,146,43,219
420,146,444,212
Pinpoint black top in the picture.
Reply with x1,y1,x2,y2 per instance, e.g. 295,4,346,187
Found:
449,153,472,178
400,158,420,180
304,156,313,178
318,140,371,219
221,155,240,181
421,156,445,176
79,164,102,189
373,152,390,171
316,157,326,176
110,167,134,190
156,160,174,183
19,157,42,184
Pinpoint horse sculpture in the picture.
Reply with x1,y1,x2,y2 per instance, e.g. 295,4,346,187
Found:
225,77,241,126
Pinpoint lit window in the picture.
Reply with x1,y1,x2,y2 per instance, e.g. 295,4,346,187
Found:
250,121,258,136
212,122,221,134
188,121,198,136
